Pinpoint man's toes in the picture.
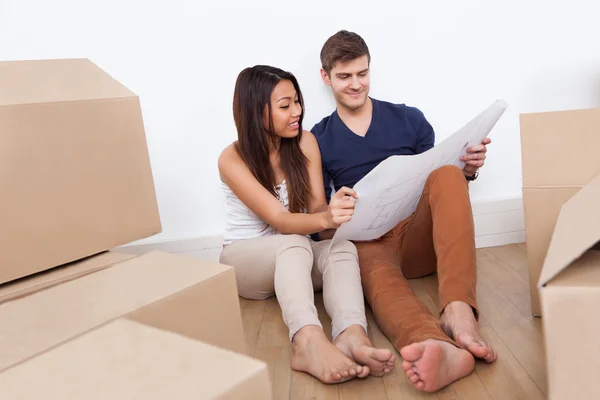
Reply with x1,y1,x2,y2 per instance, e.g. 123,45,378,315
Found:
484,348,498,363
467,342,490,359
400,343,425,361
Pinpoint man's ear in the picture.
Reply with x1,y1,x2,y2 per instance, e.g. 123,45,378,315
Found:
320,68,331,86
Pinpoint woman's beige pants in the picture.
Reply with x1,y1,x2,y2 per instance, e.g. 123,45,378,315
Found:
220,234,367,342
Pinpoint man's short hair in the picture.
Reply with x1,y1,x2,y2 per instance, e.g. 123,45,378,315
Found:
320,30,371,75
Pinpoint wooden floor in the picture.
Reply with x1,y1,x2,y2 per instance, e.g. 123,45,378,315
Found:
238,243,548,399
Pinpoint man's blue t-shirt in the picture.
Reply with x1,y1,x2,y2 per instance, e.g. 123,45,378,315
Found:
310,97,435,203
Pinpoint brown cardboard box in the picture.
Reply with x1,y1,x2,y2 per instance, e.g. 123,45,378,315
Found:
0,251,135,305
519,107,600,316
0,319,272,399
0,251,246,372
538,172,600,399
0,58,161,285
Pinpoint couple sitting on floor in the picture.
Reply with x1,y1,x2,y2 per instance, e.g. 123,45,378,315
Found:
218,30,497,393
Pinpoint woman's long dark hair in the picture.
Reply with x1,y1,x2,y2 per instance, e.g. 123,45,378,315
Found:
232,65,309,213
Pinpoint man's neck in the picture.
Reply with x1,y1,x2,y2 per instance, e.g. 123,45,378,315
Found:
337,96,373,122
336,97,373,137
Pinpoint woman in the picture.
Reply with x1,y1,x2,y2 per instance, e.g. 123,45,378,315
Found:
218,65,395,384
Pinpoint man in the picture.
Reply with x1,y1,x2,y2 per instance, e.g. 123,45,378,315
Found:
310,30,497,393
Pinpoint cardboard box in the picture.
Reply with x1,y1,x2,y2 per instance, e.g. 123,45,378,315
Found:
519,107,600,316
0,319,272,399
0,58,161,285
0,251,246,372
538,172,600,399
0,251,135,305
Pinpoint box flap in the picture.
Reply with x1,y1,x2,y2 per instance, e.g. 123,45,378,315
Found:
539,172,600,287
520,108,600,187
545,250,600,288
0,251,135,305
0,59,134,106
0,319,271,399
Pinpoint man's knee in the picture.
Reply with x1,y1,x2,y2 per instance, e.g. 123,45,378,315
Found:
426,165,468,193
431,165,464,181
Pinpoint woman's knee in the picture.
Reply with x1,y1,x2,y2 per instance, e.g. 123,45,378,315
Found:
237,288,274,301
277,234,313,257
329,240,359,262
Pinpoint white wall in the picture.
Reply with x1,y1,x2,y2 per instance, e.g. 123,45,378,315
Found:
2,0,599,244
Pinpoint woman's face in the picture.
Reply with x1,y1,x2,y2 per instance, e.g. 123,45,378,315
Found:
264,79,302,139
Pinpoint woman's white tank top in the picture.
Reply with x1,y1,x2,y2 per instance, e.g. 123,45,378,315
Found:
221,179,289,245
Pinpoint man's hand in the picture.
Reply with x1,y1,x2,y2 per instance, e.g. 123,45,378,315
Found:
461,137,491,177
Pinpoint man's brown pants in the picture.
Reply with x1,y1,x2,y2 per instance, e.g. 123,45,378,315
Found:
355,165,478,350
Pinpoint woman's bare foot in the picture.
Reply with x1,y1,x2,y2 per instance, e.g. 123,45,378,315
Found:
400,339,475,392
291,325,369,384
334,325,396,377
440,301,497,363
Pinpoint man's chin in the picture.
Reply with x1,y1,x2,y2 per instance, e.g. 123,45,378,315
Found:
342,98,367,111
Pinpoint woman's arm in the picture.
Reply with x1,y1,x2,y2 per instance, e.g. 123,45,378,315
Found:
218,142,347,236
300,132,357,238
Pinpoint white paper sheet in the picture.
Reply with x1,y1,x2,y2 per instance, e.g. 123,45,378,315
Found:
332,99,508,243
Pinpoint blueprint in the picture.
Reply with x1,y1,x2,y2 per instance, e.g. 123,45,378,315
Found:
332,99,508,243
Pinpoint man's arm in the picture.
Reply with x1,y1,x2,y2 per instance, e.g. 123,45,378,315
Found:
413,107,488,179
414,112,435,154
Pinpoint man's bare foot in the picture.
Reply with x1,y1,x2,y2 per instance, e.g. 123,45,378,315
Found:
400,339,475,392
440,301,497,363
291,325,369,384
334,325,396,377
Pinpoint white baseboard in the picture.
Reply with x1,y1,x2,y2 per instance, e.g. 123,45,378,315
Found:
472,197,525,248
120,197,525,255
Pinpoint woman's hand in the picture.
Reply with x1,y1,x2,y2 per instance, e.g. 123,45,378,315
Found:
324,187,358,229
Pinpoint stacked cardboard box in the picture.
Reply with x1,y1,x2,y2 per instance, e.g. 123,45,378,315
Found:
520,108,600,399
0,59,271,399
0,319,272,399
520,107,600,316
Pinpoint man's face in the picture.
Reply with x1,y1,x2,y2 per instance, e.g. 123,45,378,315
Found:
321,55,370,111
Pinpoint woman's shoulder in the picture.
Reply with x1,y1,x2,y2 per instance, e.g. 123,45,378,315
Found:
218,142,242,172
299,130,319,153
